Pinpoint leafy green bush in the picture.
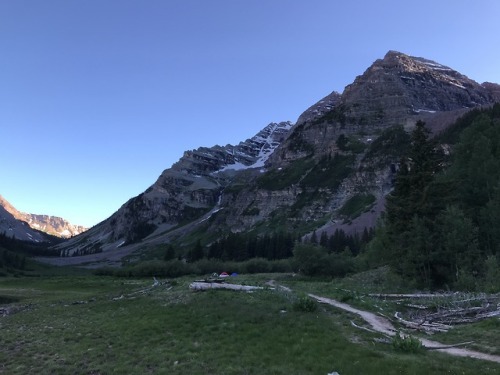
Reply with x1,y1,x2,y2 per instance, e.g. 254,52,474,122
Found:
293,295,318,312
96,260,195,278
95,257,291,279
483,255,500,292
269,259,293,273
244,258,271,274
293,244,328,276
293,244,355,278
193,258,225,275
391,332,423,353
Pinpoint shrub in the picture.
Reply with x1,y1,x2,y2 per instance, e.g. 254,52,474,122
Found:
244,258,271,274
269,259,293,273
293,295,318,312
96,260,195,278
293,244,354,278
391,332,423,353
483,255,500,293
193,258,225,275
93,267,116,276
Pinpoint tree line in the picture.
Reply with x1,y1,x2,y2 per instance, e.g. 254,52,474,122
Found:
0,232,59,257
174,227,375,263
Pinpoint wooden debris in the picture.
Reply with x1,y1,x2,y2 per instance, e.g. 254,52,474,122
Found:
190,282,265,292
394,312,452,333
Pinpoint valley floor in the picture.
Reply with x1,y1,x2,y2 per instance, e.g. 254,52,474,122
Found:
1,273,499,374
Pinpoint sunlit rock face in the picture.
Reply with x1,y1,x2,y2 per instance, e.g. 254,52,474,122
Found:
0,195,87,240
341,50,498,123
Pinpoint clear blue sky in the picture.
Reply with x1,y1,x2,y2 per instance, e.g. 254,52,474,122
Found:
1,1,499,227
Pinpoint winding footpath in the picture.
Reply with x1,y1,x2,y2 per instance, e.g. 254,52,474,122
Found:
308,294,500,364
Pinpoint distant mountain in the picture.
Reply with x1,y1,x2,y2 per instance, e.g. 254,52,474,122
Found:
49,51,500,263
0,195,87,239
0,197,48,242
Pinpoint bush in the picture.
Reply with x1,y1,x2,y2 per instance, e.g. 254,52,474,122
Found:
244,258,271,274
95,260,195,278
93,267,116,276
160,260,194,278
293,244,328,276
193,258,225,275
269,259,293,273
391,332,423,353
293,295,318,312
324,255,355,278
483,255,500,293
293,244,354,278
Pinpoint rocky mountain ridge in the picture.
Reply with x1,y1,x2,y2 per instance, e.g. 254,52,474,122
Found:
51,121,294,257
0,195,87,239
0,204,47,242
272,50,500,163
48,51,500,263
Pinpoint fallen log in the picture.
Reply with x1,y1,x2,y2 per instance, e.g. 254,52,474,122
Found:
425,305,491,321
394,312,451,333
369,293,453,299
190,282,265,292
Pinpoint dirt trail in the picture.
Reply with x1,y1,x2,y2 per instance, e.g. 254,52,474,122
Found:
308,294,500,364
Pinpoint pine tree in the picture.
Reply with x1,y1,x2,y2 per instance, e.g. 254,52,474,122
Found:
319,231,329,248
384,121,444,286
188,240,204,262
386,121,443,231
310,230,318,244
164,245,176,261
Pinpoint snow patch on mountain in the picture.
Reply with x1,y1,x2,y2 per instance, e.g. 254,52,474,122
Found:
216,121,293,172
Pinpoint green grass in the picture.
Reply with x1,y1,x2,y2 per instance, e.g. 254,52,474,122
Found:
428,314,500,356
1,273,499,374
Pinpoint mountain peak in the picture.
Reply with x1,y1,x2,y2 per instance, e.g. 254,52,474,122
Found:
0,195,88,239
46,51,500,265
339,50,497,126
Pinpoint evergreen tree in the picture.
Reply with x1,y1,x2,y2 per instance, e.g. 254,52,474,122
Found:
434,205,480,286
385,121,443,232
310,230,318,244
164,244,176,261
188,240,204,262
319,231,329,248
481,184,500,255
384,121,444,286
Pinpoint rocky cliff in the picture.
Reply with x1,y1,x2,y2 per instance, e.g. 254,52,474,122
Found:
50,51,500,261
0,195,87,239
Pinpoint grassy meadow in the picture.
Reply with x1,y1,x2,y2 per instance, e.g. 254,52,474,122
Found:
1,271,499,374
